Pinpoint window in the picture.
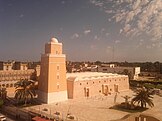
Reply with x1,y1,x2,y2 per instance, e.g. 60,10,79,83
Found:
80,83,82,85
57,83,59,89
87,82,88,85
2,84,5,87
103,69,107,71
6,66,9,70
6,84,9,88
93,82,94,84
10,84,13,87
57,75,59,79
57,65,59,70
56,51,58,54
99,81,101,83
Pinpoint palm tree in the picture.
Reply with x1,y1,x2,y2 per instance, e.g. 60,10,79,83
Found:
0,88,7,100
132,87,154,108
15,79,36,105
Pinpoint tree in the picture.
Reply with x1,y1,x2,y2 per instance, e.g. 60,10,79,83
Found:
0,99,3,107
132,87,154,108
122,69,132,79
0,88,7,100
15,79,36,105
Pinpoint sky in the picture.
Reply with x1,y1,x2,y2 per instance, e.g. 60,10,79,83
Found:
0,0,162,62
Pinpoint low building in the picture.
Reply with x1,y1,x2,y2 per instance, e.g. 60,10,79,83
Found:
14,62,28,70
0,61,14,71
0,61,40,97
0,69,35,96
67,72,129,99
98,65,140,80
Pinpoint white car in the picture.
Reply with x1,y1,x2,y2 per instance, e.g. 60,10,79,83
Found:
0,115,6,121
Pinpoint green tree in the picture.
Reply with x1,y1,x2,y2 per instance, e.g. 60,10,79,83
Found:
0,99,4,107
132,87,154,108
0,88,7,100
15,79,36,105
122,69,132,79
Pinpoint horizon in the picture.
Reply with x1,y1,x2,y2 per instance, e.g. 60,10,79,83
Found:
0,0,162,62
0,59,161,64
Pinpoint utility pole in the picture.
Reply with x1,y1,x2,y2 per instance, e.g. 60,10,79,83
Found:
112,45,114,63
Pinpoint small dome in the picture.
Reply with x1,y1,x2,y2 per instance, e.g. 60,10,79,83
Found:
50,37,58,43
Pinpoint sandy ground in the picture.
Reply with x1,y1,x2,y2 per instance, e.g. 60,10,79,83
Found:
25,90,162,121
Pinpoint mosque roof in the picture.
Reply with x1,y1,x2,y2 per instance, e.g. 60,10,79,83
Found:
66,72,127,82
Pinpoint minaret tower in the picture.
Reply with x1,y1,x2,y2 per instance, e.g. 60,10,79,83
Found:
38,37,67,103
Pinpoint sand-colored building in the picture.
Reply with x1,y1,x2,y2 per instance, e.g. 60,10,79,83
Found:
14,62,28,70
0,61,14,71
0,38,130,103
0,62,38,97
67,72,129,99
38,38,67,104
98,64,140,80
37,38,130,104
0,69,35,96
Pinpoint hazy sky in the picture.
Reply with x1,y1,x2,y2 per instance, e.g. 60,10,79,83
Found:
0,0,162,62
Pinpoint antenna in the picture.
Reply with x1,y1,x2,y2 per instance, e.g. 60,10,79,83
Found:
112,43,115,63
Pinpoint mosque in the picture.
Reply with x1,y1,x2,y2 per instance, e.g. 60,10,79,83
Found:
38,38,129,104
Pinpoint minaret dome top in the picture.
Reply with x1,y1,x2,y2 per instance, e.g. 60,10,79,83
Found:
50,37,58,43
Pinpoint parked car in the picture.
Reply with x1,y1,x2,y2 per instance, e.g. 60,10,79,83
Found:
0,115,6,121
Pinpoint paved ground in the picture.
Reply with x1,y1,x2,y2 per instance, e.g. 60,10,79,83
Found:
25,90,162,121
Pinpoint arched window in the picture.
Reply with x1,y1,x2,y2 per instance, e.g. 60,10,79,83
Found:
2,84,5,87
57,65,59,70
10,84,13,87
6,84,9,88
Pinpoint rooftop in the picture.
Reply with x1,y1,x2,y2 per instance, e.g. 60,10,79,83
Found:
66,72,127,81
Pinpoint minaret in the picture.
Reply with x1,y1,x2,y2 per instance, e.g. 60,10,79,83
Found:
38,37,67,103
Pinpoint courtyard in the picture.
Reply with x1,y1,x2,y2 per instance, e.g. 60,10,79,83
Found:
25,90,162,121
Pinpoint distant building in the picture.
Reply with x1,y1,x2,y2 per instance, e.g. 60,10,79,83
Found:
97,64,140,80
14,62,28,70
0,61,40,97
0,69,36,96
0,61,14,71
67,72,129,99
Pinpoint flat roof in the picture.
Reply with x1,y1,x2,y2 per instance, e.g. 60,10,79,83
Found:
66,72,127,82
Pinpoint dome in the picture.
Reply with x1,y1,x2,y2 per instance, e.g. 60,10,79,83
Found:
50,37,58,43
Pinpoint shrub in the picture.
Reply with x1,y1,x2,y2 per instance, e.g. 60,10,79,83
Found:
0,99,3,107
156,84,162,90
143,83,155,89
